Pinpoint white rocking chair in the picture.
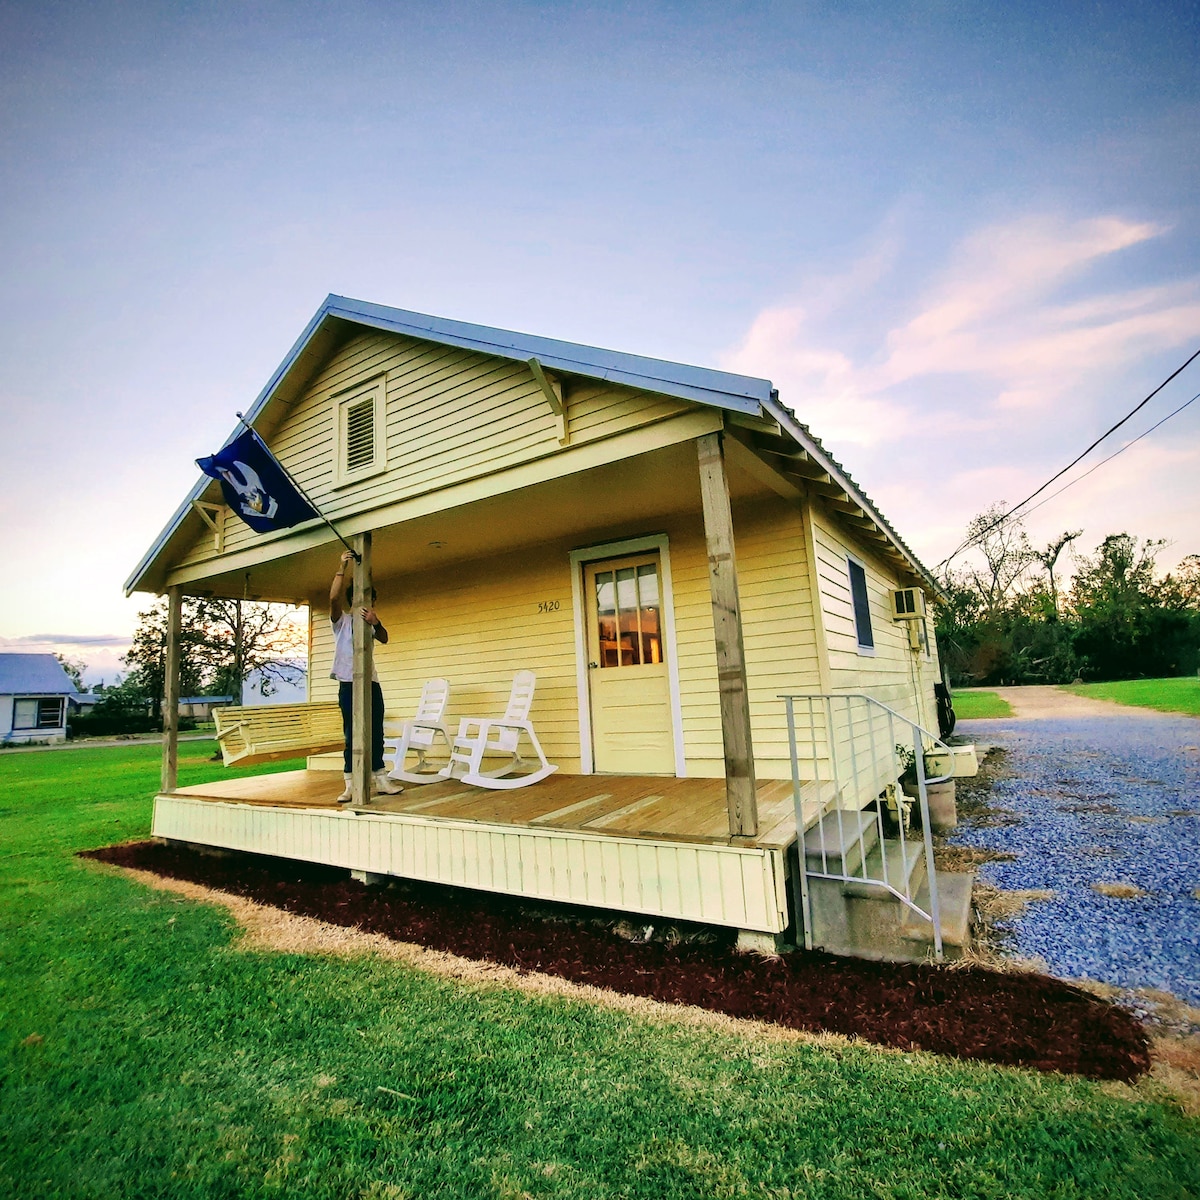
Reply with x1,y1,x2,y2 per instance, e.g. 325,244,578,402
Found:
382,677,453,785
438,670,558,789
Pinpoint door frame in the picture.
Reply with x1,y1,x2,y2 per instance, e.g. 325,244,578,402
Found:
569,533,686,777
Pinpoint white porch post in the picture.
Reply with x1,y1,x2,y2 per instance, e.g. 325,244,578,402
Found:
697,431,758,838
350,532,375,807
161,585,182,794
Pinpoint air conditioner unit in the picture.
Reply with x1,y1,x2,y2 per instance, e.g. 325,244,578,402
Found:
891,587,927,620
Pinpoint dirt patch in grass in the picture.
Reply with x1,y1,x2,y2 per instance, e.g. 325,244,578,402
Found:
1150,1038,1200,1117
82,840,1151,1083
977,886,1057,922
1092,882,1149,899
1074,982,1200,1115
934,845,1018,872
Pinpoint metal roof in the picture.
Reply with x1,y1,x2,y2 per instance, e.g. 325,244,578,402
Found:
125,295,775,595
319,296,773,413
0,654,77,695
125,294,937,595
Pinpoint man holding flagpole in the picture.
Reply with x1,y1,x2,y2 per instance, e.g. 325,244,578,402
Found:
329,550,403,803
197,420,401,803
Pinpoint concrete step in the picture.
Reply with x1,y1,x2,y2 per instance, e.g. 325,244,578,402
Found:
842,838,926,900
899,869,974,952
804,855,974,964
804,809,878,877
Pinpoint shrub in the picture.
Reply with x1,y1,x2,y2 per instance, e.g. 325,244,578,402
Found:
68,712,160,738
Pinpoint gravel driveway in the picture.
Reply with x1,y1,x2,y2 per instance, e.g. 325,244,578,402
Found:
953,689,1200,1006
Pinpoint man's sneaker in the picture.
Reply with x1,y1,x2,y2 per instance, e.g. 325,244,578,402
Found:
373,771,404,796
336,773,353,804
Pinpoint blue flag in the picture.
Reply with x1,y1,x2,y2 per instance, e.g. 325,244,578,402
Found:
197,428,318,533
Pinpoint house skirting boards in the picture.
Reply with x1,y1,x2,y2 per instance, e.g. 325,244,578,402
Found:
151,795,790,935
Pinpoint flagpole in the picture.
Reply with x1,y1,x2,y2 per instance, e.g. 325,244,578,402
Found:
234,413,360,561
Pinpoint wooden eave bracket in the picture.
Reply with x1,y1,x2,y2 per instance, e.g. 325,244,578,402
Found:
752,435,809,464
727,410,782,437
762,445,891,545
528,357,568,444
191,500,226,553
724,426,803,500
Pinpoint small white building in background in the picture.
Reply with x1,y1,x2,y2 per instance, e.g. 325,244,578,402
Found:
242,661,307,706
0,654,77,744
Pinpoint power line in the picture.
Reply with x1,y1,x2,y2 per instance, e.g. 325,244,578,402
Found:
937,345,1200,569
1020,389,1200,520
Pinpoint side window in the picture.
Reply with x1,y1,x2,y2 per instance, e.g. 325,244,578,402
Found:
14,698,63,729
333,376,387,487
847,557,875,653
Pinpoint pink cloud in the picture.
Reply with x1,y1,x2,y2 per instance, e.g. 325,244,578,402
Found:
722,212,1200,568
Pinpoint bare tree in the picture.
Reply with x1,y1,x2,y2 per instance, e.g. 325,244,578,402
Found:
1033,529,1083,617
123,597,306,715
961,503,1034,618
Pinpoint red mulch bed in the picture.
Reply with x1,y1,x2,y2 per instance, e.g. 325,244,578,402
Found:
81,840,1150,1082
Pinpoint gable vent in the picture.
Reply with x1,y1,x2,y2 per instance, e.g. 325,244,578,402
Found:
344,397,376,471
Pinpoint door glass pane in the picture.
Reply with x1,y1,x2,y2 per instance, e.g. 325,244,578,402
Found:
637,563,662,663
615,567,641,665
595,576,615,615
593,558,667,670
595,571,621,668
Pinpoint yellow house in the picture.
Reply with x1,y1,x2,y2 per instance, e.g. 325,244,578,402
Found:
129,296,969,959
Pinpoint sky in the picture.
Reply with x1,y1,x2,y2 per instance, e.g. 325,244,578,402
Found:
1,0,1197,684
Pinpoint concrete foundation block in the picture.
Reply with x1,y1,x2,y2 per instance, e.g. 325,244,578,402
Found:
736,929,786,956
349,869,390,886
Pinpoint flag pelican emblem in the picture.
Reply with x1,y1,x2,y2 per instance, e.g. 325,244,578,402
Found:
197,427,317,533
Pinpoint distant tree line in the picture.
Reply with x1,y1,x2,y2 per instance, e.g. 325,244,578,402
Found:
936,505,1200,687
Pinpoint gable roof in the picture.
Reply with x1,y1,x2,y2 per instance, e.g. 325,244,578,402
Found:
0,654,77,695
126,295,938,596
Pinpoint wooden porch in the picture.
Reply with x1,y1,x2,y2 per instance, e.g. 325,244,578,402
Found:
153,773,833,937
171,770,824,849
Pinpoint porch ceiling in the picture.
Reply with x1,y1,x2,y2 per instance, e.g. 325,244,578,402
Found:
179,438,776,604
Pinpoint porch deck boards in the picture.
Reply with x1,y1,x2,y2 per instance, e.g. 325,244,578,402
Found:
172,771,826,851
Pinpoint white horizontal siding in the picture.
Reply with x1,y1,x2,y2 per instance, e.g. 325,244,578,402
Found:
809,500,937,733
152,795,789,932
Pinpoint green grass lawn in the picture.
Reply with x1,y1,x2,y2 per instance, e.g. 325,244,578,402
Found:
2,743,1198,1198
1060,676,1200,717
952,689,1015,719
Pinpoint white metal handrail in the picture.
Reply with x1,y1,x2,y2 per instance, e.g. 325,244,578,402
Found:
780,692,954,960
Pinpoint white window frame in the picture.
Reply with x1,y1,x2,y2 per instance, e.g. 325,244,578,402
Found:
333,375,388,488
846,554,876,656
569,533,686,777
13,695,65,730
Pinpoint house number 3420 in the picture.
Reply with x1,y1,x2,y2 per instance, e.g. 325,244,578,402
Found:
537,600,561,614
